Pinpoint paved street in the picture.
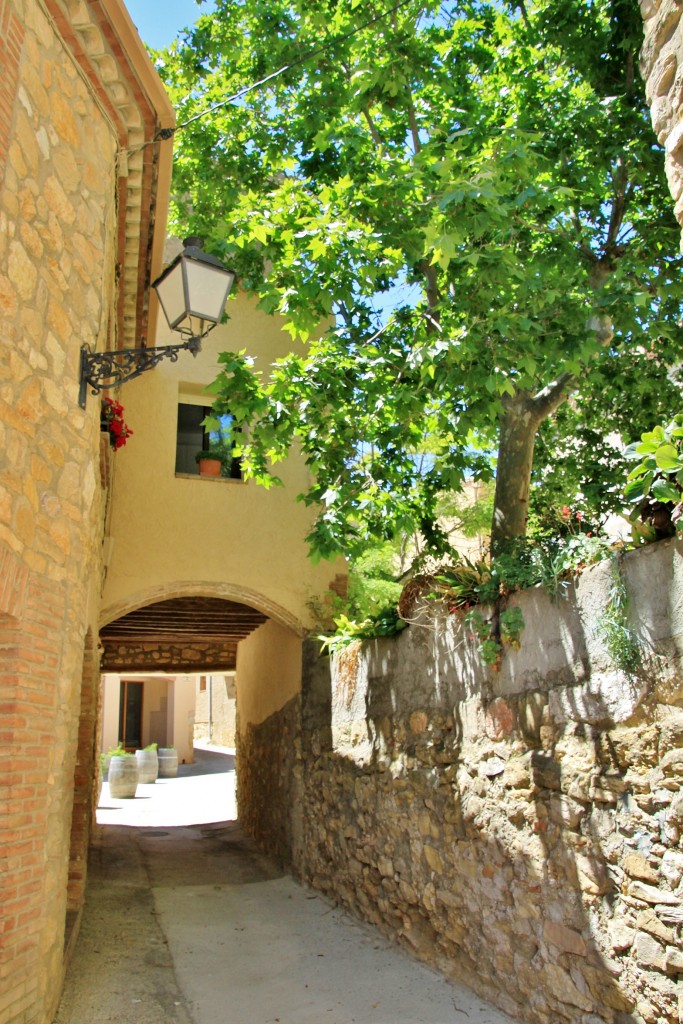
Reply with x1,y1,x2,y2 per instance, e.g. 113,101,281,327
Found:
55,746,514,1024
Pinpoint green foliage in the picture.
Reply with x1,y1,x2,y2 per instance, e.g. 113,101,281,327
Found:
531,357,683,527
143,743,158,751
464,609,501,666
462,605,525,667
596,557,644,674
158,0,683,558
500,606,525,649
195,449,226,464
346,542,403,619
429,530,615,608
623,416,683,541
318,606,407,655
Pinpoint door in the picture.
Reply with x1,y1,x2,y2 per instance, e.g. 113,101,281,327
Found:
118,680,143,750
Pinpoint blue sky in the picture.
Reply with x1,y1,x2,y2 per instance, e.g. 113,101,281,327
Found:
125,0,214,48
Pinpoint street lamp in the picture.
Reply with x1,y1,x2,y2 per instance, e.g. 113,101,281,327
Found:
78,237,236,408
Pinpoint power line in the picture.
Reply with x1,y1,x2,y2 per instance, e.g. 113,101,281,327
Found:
145,0,420,149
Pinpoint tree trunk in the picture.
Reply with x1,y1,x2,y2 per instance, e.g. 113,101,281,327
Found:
490,375,574,557
490,392,541,556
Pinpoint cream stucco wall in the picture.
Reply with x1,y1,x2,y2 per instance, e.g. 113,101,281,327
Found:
100,288,345,631
101,672,195,763
235,619,303,730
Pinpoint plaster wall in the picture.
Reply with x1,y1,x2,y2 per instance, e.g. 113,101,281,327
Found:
236,620,304,863
195,673,237,746
100,673,195,763
167,674,196,764
100,288,346,632
235,618,303,730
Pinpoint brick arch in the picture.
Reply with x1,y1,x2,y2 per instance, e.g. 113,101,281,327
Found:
100,581,305,636
66,629,100,916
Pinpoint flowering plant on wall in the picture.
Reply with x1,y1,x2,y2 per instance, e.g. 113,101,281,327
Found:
100,397,133,450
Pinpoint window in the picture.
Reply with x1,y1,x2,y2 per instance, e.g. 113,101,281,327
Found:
175,403,242,479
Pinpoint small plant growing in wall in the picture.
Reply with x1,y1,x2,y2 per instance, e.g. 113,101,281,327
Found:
464,604,525,669
596,556,645,674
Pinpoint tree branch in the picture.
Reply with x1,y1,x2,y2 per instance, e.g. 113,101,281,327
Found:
605,156,628,256
530,372,576,422
418,258,441,311
360,105,385,149
405,90,422,155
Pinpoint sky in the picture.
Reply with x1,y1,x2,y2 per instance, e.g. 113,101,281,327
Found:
125,0,214,49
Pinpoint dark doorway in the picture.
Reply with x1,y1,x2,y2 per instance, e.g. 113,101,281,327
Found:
118,680,143,749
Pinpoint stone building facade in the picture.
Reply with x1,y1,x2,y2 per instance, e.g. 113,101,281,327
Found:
0,2,174,1022
0,6,346,1023
641,1,683,245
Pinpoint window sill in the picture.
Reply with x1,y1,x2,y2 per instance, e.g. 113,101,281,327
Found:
175,473,245,484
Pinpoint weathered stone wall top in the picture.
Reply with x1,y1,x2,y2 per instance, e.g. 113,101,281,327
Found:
299,538,683,1024
323,538,683,759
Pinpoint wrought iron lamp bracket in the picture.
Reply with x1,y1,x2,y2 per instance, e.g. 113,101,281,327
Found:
78,329,208,408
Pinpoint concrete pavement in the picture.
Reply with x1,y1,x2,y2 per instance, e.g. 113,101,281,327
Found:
54,746,514,1024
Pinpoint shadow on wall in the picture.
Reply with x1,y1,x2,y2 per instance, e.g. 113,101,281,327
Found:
296,538,683,1024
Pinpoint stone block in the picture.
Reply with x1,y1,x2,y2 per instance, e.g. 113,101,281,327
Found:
542,919,587,956
623,852,660,885
629,880,681,905
634,931,666,970
636,908,674,944
543,963,593,1013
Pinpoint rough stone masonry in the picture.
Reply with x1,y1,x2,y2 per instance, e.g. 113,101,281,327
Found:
241,538,683,1024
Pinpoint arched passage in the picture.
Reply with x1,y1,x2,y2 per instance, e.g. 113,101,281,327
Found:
98,583,307,864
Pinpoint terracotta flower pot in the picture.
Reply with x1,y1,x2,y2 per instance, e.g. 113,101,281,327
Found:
198,458,222,477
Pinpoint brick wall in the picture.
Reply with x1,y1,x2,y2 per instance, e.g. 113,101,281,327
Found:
66,632,102,913
0,0,24,180
0,1,118,1021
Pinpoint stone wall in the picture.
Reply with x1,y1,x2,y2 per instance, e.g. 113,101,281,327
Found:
641,1,683,244
0,3,118,1020
0,2,172,1023
194,674,237,747
297,539,683,1024
237,693,304,868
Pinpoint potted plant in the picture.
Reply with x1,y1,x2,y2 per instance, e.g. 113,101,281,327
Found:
195,450,224,477
158,746,178,778
108,751,139,798
135,742,159,784
101,744,125,780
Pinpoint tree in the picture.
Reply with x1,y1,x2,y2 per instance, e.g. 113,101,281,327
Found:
157,0,683,559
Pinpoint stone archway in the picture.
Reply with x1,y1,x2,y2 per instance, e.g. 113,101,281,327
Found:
98,582,307,865
101,581,306,635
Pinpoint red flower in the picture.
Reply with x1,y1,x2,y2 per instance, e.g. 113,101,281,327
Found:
101,397,133,449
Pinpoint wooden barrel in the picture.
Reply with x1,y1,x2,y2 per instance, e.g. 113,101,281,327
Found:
135,748,159,783
158,748,178,778
108,755,138,798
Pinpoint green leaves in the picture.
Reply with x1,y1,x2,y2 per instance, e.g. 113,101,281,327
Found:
623,415,683,537
158,0,683,557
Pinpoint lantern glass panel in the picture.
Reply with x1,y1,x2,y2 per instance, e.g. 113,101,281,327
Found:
184,260,235,324
154,261,187,331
